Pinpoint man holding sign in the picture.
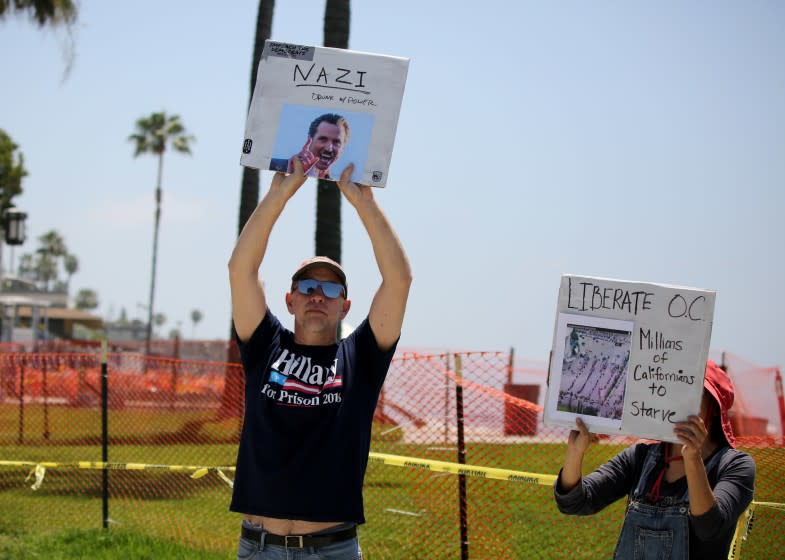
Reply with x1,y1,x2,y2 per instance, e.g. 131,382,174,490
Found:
228,159,411,558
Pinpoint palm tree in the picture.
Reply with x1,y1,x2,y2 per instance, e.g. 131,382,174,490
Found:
153,312,167,338
17,252,33,279
0,129,27,277
315,0,350,261
0,0,77,26
38,229,67,258
35,230,67,290
190,308,203,338
128,112,194,355
221,0,275,420
33,251,57,290
75,288,99,310
64,253,78,291
0,129,27,214
0,1,79,78
236,1,275,243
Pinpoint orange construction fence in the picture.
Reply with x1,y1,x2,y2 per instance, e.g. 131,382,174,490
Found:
0,346,782,559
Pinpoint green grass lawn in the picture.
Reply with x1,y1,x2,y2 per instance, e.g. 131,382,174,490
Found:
1,405,783,559
0,527,230,560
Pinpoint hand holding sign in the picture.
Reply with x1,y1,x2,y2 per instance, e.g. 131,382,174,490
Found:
288,138,319,174
271,157,308,199
567,417,598,456
674,414,709,461
337,163,374,208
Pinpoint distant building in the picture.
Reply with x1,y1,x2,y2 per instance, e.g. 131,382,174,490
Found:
0,275,103,343
103,319,147,342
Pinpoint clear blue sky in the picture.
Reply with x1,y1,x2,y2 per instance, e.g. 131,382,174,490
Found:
1,1,783,372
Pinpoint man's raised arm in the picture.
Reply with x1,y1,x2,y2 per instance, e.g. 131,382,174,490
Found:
228,162,307,341
336,165,412,351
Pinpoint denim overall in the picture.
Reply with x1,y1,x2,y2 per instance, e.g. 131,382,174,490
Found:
612,445,725,560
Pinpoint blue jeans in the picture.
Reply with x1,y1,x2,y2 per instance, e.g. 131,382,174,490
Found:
237,523,362,560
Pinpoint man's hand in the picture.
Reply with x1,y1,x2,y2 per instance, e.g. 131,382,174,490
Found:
274,157,308,200
287,138,318,174
336,163,372,207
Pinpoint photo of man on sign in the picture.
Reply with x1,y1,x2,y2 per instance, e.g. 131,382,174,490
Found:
269,105,374,182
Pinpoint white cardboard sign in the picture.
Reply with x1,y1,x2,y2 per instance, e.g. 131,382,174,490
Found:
543,275,716,443
240,40,409,188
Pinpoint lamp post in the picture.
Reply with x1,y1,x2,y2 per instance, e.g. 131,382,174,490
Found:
5,208,28,246
1,207,27,282
0,207,27,343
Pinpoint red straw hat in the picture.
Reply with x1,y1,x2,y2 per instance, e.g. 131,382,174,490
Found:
703,360,736,448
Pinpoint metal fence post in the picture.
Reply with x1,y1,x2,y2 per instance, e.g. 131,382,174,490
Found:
507,346,514,385
17,353,25,445
101,341,109,529
454,353,469,560
43,358,50,440
170,334,180,412
775,368,785,446
444,353,450,444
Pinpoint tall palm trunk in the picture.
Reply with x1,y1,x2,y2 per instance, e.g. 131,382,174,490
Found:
315,180,341,259
220,1,276,420
315,0,350,263
324,0,350,48
145,153,164,355
237,1,275,238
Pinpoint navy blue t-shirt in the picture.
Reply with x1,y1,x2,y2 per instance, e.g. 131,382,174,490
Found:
229,310,397,523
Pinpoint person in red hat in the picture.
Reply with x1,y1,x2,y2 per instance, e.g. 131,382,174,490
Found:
228,159,411,558
555,360,756,559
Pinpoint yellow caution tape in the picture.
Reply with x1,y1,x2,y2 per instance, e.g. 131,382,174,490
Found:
215,468,235,488
3,455,556,487
2,456,784,518
24,464,46,491
368,452,558,486
728,503,756,560
752,501,785,511
0,460,236,488
0,460,236,472
191,468,209,479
